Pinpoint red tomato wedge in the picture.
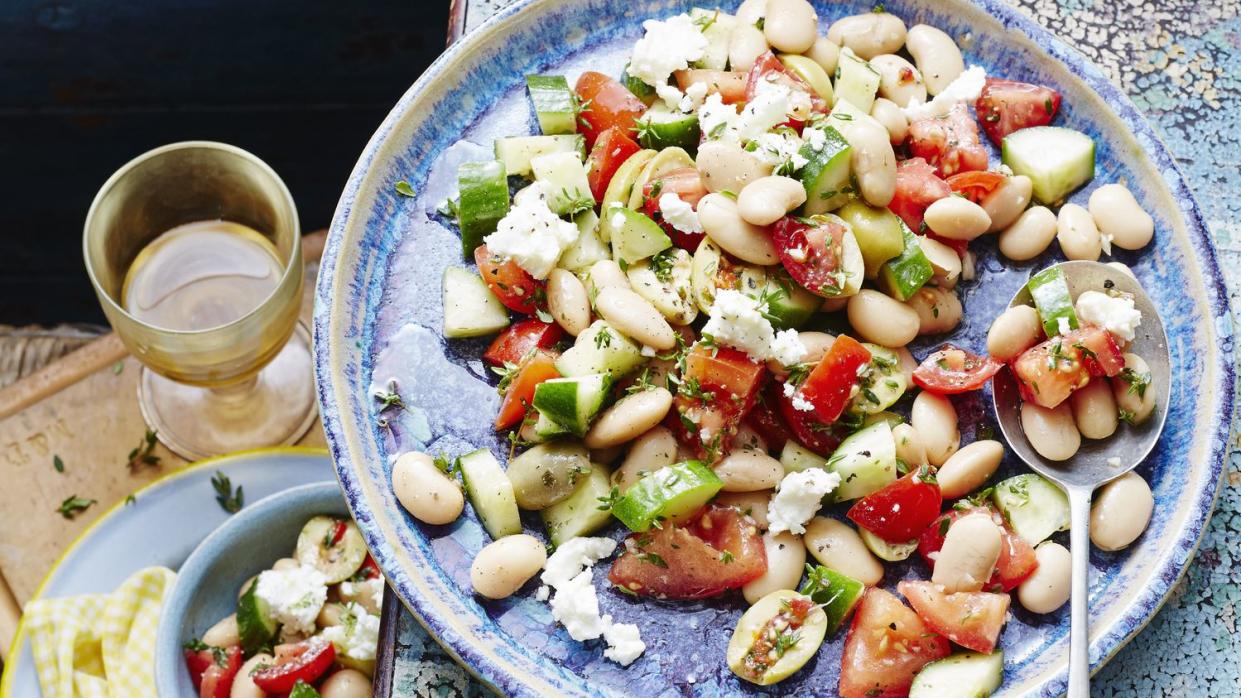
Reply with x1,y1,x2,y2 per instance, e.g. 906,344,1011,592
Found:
744,386,794,454
673,69,748,104
483,318,563,367
908,103,989,177
357,552,382,580
975,78,1062,145
252,637,336,693
898,580,1011,653
889,157,952,233
586,126,641,201
847,470,943,543
839,588,952,698
186,645,241,698
474,244,544,315
667,344,767,461
946,170,1007,204
913,345,1003,394
771,215,851,298
1011,326,1124,408
574,71,646,148
799,335,871,424
918,507,1038,592
495,350,560,431
774,380,844,455
744,52,827,118
642,167,710,250
608,504,766,598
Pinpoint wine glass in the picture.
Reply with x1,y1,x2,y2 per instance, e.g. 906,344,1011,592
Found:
83,141,317,460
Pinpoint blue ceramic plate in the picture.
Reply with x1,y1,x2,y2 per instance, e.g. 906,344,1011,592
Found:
0,447,333,698
314,1,1235,695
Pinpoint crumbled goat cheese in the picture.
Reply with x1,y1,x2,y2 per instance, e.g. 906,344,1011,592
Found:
320,602,381,661
698,93,740,141
1075,290,1143,342
770,329,808,366
768,469,842,534
659,192,703,234
629,15,708,88
791,392,815,412
1057,316,1072,336
538,537,644,666
641,344,658,358
685,81,709,107
704,289,805,364
903,65,988,121
1107,457,1122,468
549,569,609,641
254,564,328,640
735,84,792,142
803,126,827,152
602,621,647,666
750,130,808,173
535,585,550,601
542,537,617,587
340,577,384,612
484,187,580,279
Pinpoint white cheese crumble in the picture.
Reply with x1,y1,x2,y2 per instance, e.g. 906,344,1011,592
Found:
628,15,708,88
768,469,842,535
659,192,703,234
319,602,381,661
703,289,804,364
640,344,658,358
340,577,385,612
1075,290,1143,342
549,569,609,641
254,564,328,640
698,93,740,141
484,187,580,279
1057,316,1072,336
771,329,809,366
602,621,646,666
735,83,791,142
750,130,808,174
803,126,827,152
791,392,815,412
1107,456,1122,468
538,537,645,666
542,536,616,587
903,65,988,121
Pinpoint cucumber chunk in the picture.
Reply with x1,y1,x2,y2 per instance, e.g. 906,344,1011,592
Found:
236,582,277,656
525,75,577,135
859,527,917,561
531,151,593,216
597,150,656,243
910,651,1004,698
799,564,866,634
833,47,881,112
532,411,570,440
780,54,833,102
799,125,852,214
837,200,905,278
827,420,897,501
992,474,1070,545
442,267,509,338
456,160,509,258
555,320,645,377
621,63,658,107
878,224,934,301
1002,126,1095,205
295,515,367,583
458,448,522,539
611,460,723,531
690,8,736,71
848,344,908,415
608,207,672,266
759,268,823,329
636,102,702,151
541,462,615,546
1027,265,1078,336
558,209,610,272
494,134,585,177
531,373,614,436
780,440,829,474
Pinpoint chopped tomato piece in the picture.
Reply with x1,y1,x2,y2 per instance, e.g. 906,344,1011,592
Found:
898,580,1010,653
642,167,710,250
839,588,952,698
357,553,382,580
946,170,1007,204
918,507,1038,592
187,645,242,698
913,345,1003,394
586,126,642,201
975,78,1062,145
474,244,544,314
908,103,989,177
744,52,827,120
847,469,943,543
889,157,951,232
574,71,646,148
609,504,766,598
673,69,748,104
744,386,794,454
252,637,336,693
1011,326,1124,408
483,318,564,367
495,350,560,431
667,344,767,461
774,381,844,455
771,215,851,298
799,335,871,424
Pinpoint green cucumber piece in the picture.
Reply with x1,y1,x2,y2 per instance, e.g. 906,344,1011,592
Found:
608,207,672,266
611,460,723,531
456,160,509,258
827,420,897,500
558,209,610,272
799,125,852,214
910,651,1004,698
494,134,585,177
531,151,593,216
531,373,614,436
525,75,577,135
289,681,321,698
779,440,829,474
849,344,908,415
555,320,645,377
858,528,917,561
992,474,1070,545
626,248,699,325
878,224,934,301
1027,266,1078,336
690,8,736,70
833,47,880,112
532,411,570,440
1002,126,1095,205
295,515,367,583
779,54,833,101
799,564,866,635
627,147,695,210
442,267,509,338
597,149,656,243
458,448,522,539
541,462,615,546
636,102,702,151
836,200,905,278
236,581,277,656
621,64,657,107
759,268,824,329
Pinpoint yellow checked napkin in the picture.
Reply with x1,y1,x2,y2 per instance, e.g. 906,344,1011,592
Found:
24,566,177,698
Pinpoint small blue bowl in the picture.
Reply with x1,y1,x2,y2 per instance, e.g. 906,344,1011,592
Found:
154,482,350,696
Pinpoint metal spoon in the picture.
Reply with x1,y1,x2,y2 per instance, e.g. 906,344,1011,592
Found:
991,260,1170,698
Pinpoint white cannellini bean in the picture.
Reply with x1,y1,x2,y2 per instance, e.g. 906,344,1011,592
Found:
906,285,962,336
798,331,835,363
231,653,275,698
1070,378,1119,439
1056,203,1102,261
826,12,908,60
393,451,464,525
870,97,910,145
584,259,630,298
737,175,807,226
821,296,848,313
1113,353,1157,424
983,175,1033,233
924,196,992,241
936,440,1004,499
999,205,1058,261
905,24,965,95
735,0,767,25
892,423,927,467
987,305,1043,361
237,575,257,600
1017,542,1071,613
716,490,772,530
918,236,962,289
318,602,346,627
803,517,883,586
840,119,897,207
932,513,1002,592
547,268,591,336
1020,402,1081,461
1089,183,1154,250
696,140,772,195
470,534,547,599
319,669,374,698
911,391,959,466
714,450,785,492
805,36,840,75
595,287,677,350
584,387,674,449
728,22,769,74
1090,472,1154,551
743,532,807,604
870,54,927,108
202,614,240,648
847,290,920,347
613,426,678,492
763,0,817,53
698,193,780,264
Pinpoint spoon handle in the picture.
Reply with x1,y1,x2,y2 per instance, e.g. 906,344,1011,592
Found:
1067,486,1093,698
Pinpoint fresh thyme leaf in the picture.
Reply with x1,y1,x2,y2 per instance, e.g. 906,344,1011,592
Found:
112,361,124,375
53,455,64,473
597,485,622,511
127,430,161,470
719,550,735,564
649,249,677,283
438,197,461,219
57,495,96,519
1121,367,1152,399
125,494,137,506
395,180,416,197
211,471,244,514
432,453,461,479
636,552,668,568
594,327,613,349
535,307,555,323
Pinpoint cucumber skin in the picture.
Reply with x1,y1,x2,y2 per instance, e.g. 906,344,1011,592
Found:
992,473,1070,545
542,463,615,546
456,160,509,258
1002,126,1095,204
799,126,852,215
761,271,824,330
611,461,723,532
878,224,934,301
798,566,865,635
621,65,657,107
531,374,612,437
1027,266,1079,336
525,75,577,135
236,582,277,656
837,200,906,279
459,449,522,539
910,651,1004,698
637,105,702,151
